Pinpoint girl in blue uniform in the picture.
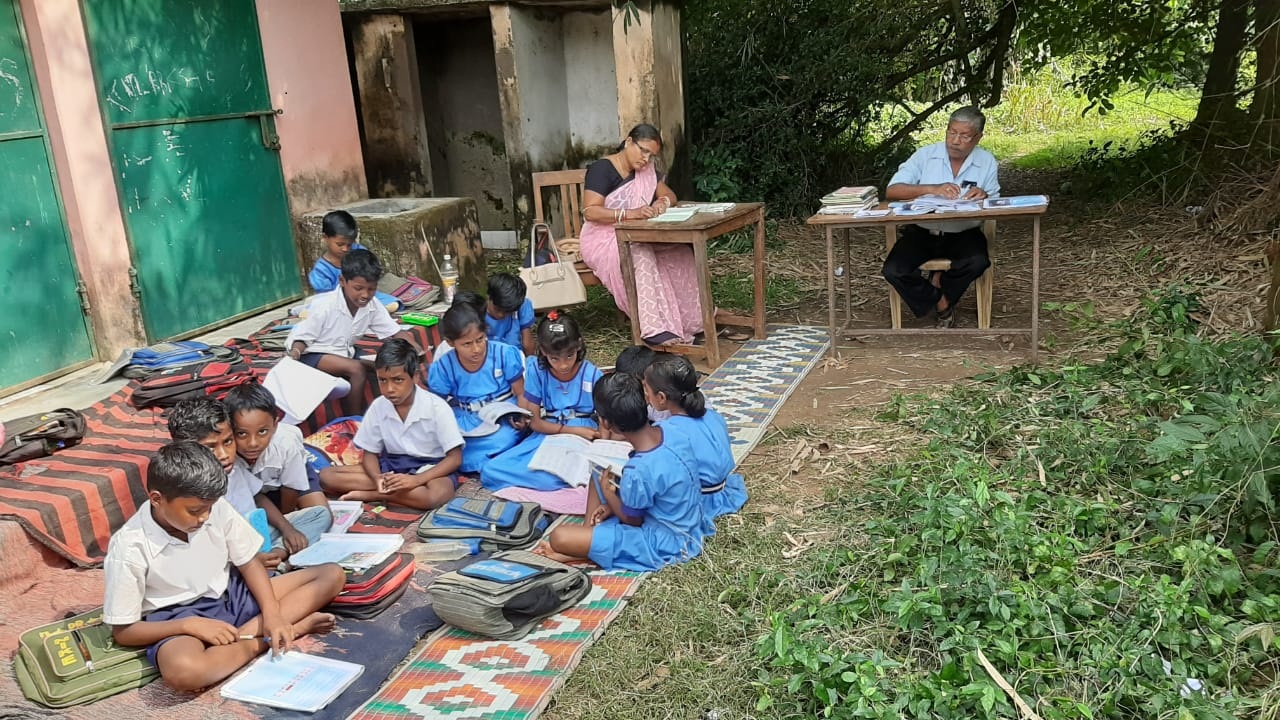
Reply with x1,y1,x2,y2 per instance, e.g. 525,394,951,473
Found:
643,355,748,535
481,311,603,492
537,372,705,572
427,304,526,473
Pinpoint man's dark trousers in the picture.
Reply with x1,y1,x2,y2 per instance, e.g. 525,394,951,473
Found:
882,224,990,318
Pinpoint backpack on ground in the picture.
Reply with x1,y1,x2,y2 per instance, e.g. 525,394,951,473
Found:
416,497,549,552
427,550,592,640
129,360,256,409
0,408,87,466
322,552,415,620
121,341,241,380
13,607,159,708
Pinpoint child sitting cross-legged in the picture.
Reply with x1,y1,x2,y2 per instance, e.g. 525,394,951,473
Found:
481,310,602,492
223,383,333,554
286,248,401,416
643,355,748,537
535,372,706,571
318,338,464,509
103,441,344,691
428,303,527,474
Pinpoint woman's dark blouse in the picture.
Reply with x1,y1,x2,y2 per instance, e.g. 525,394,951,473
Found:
584,158,663,203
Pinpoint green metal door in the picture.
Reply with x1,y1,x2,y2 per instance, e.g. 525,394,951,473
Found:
0,0,95,389
83,0,300,340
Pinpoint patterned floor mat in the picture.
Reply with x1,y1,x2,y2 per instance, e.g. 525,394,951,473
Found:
344,325,829,720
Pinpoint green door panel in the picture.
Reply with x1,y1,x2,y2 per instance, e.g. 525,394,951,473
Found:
115,119,298,339
82,0,271,124
83,0,300,340
0,0,94,389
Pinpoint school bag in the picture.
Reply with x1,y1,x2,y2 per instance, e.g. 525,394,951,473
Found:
129,360,256,409
416,497,549,552
13,607,160,708
427,550,592,640
322,552,415,619
0,408,87,466
121,341,241,379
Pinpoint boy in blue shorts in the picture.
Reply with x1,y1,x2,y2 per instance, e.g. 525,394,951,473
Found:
318,339,463,510
486,273,535,356
103,441,344,691
309,210,363,293
287,249,402,415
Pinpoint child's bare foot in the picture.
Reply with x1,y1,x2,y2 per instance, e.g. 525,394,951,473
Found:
340,490,379,502
531,541,580,564
294,612,337,637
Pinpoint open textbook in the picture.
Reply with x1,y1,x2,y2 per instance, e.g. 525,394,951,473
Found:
220,652,364,712
462,401,533,438
527,435,632,487
287,533,403,571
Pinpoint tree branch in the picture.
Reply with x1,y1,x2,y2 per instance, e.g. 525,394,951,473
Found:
982,0,1019,107
877,84,975,150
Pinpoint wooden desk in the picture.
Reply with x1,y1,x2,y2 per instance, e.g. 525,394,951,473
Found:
615,202,766,367
806,203,1048,361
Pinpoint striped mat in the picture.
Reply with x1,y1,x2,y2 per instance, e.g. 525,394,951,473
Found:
344,324,829,720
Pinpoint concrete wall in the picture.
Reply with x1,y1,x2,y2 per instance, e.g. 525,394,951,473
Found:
416,17,513,231
256,0,368,215
18,0,145,359
351,14,433,198
508,7,569,168
612,0,685,176
563,10,617,151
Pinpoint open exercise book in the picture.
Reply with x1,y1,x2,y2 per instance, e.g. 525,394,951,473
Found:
287,533,403,571
527,435,632,487
220,652,364,712
462,401,533,438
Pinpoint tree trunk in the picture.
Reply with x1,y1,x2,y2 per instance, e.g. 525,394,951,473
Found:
1252,0,1280,121
1196,0,1250,128
1266,239,1280,332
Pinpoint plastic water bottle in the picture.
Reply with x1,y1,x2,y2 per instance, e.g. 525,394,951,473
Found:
440,252,458,304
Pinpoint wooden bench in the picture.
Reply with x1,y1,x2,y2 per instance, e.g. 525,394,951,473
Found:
531,169,600,287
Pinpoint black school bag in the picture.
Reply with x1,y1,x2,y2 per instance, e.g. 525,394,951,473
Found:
0,408,87,466
129,360,256,409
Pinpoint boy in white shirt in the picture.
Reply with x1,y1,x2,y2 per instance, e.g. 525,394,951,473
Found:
318,339,464,510
224,383,333,555
103,441,344,691
168,398,303,571
286,249,401,415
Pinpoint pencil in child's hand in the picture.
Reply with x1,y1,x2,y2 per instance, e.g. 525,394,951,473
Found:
239,634,266,641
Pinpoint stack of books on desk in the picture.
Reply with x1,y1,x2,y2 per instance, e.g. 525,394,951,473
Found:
820,185,878,213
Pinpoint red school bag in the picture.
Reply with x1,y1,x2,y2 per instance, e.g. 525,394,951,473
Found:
322,553,416,619
129,360,257,409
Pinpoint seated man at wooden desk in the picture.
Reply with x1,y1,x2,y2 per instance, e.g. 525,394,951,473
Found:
883,106,1000,328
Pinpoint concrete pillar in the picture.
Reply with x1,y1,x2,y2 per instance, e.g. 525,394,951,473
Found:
257,0,369,215
490,4,536,236
351,14,432,198
612,0,686,185
19,0,145,358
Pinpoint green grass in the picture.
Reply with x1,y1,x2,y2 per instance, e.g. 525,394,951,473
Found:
910,72,1198,170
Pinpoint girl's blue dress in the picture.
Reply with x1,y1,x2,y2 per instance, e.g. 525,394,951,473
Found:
427,340,525,473
481,358,603,492
660,409,749,536
588,429,705,571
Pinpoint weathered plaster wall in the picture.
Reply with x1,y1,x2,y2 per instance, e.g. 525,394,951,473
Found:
612,0,685,178
351,14,433,198
563,10,617,150
509,7,569,167
416,17,513,230
257,0,368,215
19,0,145,358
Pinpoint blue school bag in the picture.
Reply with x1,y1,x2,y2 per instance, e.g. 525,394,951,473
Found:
416,497,549,552
121,341,241,380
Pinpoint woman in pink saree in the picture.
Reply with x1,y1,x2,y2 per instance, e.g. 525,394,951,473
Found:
579,124,704,346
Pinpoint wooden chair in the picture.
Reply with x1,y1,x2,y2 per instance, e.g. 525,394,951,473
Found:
888,220,996,329
531,169,600,287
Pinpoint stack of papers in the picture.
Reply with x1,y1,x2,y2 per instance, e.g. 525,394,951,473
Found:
221,652,364,712
681,202,736,213
287,533,403,571
821,186,878,208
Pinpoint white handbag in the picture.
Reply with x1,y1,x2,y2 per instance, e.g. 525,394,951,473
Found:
520,222,587,310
